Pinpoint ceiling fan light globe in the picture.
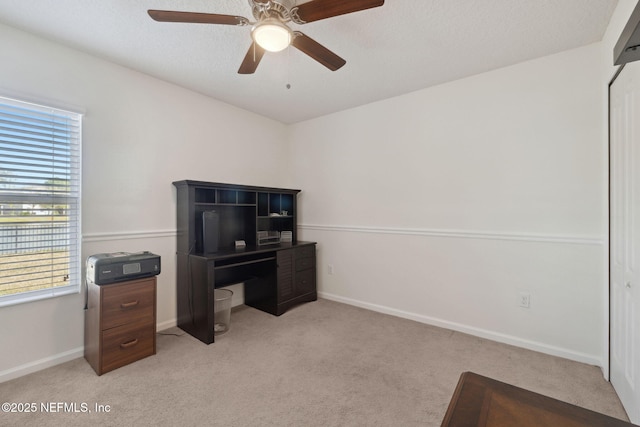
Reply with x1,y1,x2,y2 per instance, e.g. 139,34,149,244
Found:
252,19,292,52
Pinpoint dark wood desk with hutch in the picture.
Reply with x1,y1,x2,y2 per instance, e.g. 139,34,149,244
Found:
173,180,317,344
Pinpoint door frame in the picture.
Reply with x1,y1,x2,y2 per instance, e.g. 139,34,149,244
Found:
608,62,625,381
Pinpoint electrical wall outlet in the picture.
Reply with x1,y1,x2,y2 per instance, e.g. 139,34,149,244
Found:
518,292,531,308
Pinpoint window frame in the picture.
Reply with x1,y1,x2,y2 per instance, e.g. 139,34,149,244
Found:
0,95,82,307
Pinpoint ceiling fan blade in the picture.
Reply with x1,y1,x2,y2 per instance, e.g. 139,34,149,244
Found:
148,10,249,26
238,42,266,74
293,0,384,23
291,32,346,71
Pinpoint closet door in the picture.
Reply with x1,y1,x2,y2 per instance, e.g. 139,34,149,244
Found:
610,60,640,424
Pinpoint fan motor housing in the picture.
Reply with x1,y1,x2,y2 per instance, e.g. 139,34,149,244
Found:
250,0,295,22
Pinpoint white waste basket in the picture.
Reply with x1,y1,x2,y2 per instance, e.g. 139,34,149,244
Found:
214,288,233,336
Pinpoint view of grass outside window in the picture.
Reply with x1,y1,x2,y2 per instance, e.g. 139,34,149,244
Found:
0,96,81,305
0,210,72,296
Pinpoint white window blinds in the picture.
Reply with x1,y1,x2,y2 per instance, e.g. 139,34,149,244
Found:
0,96,82,306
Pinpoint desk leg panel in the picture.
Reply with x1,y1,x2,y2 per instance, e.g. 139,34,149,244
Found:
245,273,278,315
177,254,214,344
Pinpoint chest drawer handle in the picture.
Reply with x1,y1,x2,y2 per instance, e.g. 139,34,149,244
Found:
120,339,138,349
120,300,139,309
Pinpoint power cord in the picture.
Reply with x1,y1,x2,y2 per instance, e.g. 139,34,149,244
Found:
157,331,185,337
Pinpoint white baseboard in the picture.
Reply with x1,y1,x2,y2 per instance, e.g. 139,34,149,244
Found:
318,291,604,368
1,298,603,383
1,319,179,383
0,347,84,383
157,318,177,331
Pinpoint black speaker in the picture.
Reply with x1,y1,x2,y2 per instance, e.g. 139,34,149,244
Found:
202,211,219,254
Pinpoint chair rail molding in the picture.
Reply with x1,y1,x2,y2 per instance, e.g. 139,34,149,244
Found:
299,224,603,246
83,229,176,243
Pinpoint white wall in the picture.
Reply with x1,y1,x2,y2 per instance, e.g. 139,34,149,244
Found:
289,42,608,366
0,23,287,381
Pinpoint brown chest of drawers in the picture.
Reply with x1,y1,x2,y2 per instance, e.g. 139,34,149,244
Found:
84,276,156,375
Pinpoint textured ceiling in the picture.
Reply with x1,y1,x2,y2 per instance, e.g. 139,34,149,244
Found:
0,0,618,124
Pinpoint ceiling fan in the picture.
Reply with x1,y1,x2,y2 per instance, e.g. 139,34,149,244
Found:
148,0,385,74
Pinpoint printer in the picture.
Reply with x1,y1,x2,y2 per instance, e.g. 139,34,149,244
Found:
86,251,161,285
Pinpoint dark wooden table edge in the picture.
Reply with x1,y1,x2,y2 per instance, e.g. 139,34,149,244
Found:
440,371,636,427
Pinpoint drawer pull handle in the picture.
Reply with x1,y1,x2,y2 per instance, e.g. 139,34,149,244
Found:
120,339,138,349
120,300,139,309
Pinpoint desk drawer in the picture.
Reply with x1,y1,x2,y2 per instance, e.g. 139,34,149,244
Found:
101,279,155,330
101,320,155,374
295,255,315,272
295,245,315,260
296,268,316,295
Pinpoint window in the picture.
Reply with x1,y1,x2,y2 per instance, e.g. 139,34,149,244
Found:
0,96,81,306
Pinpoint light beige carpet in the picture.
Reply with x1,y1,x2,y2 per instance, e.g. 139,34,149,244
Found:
0,299,629,426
